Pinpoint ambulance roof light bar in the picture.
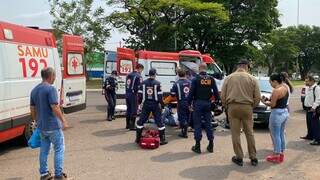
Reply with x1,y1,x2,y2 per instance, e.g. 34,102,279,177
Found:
3,29,13,40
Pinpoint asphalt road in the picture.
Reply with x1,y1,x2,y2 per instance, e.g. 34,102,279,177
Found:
1,89,320,180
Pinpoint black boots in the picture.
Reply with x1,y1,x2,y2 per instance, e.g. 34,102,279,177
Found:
192,141,201,154
107,115,112,121
129,117,136,131
135,128,143,144
207,140,214,153
178,125,188,138
159,129,168,145
125,117,130,129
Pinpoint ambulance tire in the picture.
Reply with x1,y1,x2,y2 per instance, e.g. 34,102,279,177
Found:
20,118,37,145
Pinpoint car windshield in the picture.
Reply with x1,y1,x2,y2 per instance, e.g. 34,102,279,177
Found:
259,79,273,93
207,63,221,75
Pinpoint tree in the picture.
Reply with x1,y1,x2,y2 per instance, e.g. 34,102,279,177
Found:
49,0,110,63
107,0,229,51
107,0,280,74
255,28,299,76
287,25,320,79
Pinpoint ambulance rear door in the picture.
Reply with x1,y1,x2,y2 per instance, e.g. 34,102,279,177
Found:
61,35,86,113
116,47,136,98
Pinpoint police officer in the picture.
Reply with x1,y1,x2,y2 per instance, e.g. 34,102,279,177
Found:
188,63,220,154
170,69,191,138
136,68,168,145
103,70,118,121
125,63,144,130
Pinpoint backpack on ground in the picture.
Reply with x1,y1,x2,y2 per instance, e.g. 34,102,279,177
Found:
139,130,160,149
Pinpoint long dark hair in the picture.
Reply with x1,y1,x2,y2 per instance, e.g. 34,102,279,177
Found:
270,73,293,93
280,72,293,93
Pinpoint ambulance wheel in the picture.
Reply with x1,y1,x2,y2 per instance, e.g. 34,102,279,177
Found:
21,119,37,145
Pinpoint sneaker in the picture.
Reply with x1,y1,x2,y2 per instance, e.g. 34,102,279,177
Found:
280,153,284,162
250,158,258,166
231,156,243,166
40,172,53,180
310,140,320,146
266,154,281,164
54,173,68,180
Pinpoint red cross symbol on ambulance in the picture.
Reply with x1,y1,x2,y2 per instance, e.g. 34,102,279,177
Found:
71,57,78,71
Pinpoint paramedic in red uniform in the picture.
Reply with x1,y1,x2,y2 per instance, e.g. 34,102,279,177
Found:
125,64,144,130
136,69,168,145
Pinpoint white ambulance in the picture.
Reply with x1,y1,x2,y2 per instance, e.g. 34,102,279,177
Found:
103,48,224,98
0,21,86,143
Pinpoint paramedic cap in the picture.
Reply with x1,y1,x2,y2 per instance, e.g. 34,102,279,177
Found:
149,68,157,76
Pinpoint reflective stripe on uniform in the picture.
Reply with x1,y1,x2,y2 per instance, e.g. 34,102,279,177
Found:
137,125,144,129
142,84,146,102
177,83,181,100
158,126,165,130
154,85,158,101
131,76,137,91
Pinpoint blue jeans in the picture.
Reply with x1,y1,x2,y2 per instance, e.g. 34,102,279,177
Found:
269,108,289,153
39,129,65,177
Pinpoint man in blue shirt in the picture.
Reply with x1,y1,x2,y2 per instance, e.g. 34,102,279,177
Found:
30,67,69,180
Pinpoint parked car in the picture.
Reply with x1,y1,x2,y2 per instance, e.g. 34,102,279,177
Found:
253,77,272,126
224,77,272,128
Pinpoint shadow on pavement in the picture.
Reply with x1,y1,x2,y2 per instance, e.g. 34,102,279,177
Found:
293,109,305,114
151,152,196,163
92,128,129,137
245,149,273,160
80,119,106,124
5,178,23,180
0,138,26,156
179,161,272,180
287,140,318,152
96,105,106,112
103,142,139,152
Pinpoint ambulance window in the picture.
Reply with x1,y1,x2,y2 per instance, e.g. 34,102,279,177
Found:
105,62,117,74
67,53,84,75
119,59,133,74
150,61,177,76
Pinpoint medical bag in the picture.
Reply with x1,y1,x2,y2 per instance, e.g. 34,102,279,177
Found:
139,130,160,149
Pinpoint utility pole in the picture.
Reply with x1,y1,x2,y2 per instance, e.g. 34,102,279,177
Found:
297,0,300,26
296,0,300,79
174,10,177,51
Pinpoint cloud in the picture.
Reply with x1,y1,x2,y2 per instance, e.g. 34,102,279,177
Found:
15,10,50,19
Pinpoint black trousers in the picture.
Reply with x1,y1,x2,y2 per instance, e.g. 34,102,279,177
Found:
311,113,320,141
105,92,116,118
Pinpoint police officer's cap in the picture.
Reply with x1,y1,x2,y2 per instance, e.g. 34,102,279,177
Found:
237,59,251,68
111,70,118,76
149,68,157,76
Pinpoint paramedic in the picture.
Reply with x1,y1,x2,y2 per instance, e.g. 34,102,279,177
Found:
103,70,118,121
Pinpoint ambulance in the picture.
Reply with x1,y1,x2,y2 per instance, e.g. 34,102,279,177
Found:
0,21,86,143
103,48,224,98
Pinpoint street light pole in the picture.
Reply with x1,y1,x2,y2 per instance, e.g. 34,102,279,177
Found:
297,0,300,26
296,0,300,78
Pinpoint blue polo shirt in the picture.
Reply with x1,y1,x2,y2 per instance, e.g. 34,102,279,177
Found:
30,83,61,131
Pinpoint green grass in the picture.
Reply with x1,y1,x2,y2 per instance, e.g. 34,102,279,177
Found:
86,79,103,89
291,80,305,87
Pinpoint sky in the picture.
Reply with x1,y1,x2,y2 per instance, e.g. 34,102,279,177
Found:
1,0,320,51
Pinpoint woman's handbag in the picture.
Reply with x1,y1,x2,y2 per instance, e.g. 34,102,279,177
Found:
28,128,41,149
